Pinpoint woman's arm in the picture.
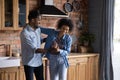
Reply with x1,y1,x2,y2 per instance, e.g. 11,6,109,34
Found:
59,36,72,56
49,35,72,56
40,27,56,35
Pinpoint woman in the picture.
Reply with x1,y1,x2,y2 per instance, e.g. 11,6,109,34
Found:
41,18,73,80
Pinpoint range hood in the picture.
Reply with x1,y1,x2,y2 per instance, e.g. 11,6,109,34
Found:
39,0,68,17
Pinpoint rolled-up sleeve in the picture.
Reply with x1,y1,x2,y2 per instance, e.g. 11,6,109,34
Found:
20,32,37,54
59,36,72,56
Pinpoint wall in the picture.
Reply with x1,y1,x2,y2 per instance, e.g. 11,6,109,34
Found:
88,0,103,52
0,31,21,55
0,0,88,55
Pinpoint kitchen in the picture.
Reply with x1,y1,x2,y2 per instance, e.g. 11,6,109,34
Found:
0,0,114,80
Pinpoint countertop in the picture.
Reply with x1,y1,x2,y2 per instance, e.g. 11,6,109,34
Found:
42,53,99,60
68,53,99,57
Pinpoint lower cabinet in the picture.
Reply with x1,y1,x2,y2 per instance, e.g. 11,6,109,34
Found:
67,57,88,80
0,54,99,80
0,67,19,80
67,54,99,80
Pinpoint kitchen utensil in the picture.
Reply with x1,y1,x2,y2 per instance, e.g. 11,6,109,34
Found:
0,44,6,56
63,0,73,12
6,44,12,57
13,53,20,57
12,49,21,57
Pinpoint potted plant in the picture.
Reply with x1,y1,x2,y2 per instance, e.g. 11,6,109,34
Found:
78,32,95,53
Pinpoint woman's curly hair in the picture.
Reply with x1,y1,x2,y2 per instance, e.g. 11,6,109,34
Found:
57,18,74,32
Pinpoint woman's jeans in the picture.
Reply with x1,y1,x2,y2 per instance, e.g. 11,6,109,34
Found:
49,55,67,80
24,65,44,80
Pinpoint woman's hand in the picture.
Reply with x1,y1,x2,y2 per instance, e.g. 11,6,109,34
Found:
51,41,59,49
35,48,47,54
48,47,60,55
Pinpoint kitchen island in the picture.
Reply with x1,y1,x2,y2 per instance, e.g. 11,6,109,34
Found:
0,53,99,80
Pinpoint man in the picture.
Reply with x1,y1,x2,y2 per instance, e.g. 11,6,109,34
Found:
20,10,46,80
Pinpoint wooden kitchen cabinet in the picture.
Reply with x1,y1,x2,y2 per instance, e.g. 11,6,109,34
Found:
0,67,19,80
42,53,99,80
18,54,99,80
67,53,99,80
0,0,29,30
67,57,88,80
0,54,99,80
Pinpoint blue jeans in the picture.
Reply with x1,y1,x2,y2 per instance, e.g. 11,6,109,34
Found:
49,55,67,80
24,65,44,80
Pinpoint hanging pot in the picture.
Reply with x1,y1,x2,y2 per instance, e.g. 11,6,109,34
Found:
63,0,73,13
72,0,80,12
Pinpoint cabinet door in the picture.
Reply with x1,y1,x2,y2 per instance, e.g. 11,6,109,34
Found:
0,67,18,80
88,56,99,80
76,63,88,80
1,0,29,30
0,70,4,80
67,57,88,80
67,59,77,80
5,68,18,80
17,0,29,30
1,0,18,30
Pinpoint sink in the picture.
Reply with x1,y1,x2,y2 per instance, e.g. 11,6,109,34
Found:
0,57,20,68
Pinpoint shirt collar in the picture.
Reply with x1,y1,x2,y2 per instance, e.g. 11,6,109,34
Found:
26,24,36,32
57,31,66,40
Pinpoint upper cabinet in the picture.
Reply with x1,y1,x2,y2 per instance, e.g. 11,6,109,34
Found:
1,0,29,30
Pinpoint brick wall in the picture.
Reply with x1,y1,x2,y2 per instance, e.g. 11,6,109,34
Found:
0,0,88,56
32,0,88,39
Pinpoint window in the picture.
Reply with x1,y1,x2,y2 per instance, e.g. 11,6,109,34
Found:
113,0,120,80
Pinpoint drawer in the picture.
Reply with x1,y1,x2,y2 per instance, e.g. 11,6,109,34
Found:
68,57,88,64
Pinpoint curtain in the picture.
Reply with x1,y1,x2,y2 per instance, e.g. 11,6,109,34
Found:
99,0,114,80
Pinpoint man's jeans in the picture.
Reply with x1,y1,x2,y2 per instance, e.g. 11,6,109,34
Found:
24,65,44,80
